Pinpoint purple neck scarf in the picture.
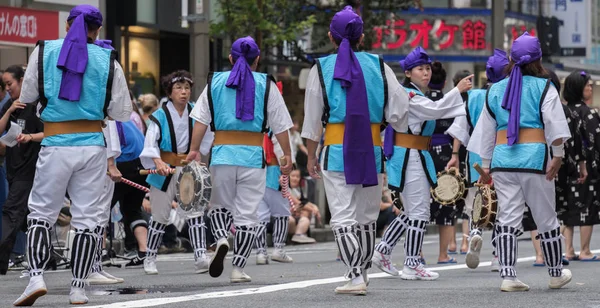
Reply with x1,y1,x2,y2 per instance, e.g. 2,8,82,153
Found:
486,48,509,83
330,6,377,187
226,36,261,122
501,32,542,145
94,39,114,50
57,5,103,102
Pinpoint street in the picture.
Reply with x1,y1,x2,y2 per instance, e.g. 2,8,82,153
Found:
1,228,599,308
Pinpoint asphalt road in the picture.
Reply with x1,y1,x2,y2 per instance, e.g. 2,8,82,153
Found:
1,228,599,308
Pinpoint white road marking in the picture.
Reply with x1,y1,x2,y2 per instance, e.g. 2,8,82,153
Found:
87,249,600,308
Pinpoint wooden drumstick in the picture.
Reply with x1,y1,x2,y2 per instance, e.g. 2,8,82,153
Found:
139,168,176,175
279,156,296,211
473,163,492,184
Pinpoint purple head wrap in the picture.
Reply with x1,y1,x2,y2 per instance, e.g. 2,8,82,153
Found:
57,5,103,102
329,6,377,187
501,32,542,146
486,49,509,83
226,36,261,122
399,46,431,71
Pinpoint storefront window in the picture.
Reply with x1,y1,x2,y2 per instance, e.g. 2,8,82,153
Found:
419,0,450,8
137,0,156,24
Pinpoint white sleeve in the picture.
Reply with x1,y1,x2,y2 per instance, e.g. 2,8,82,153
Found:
408,87,466,120
19,46,40,104
189,86,212,126
467,105,496,160
107,61,133,122
139,121,161,169
271,131,295,164
300,66,324,142
103,120,121,159
383,64,409,132
542,86,571,145
446,115,471,146
200,126,214,156
266,81,293,134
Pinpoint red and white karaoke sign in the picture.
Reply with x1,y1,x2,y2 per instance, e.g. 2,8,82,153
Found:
0,6,59,46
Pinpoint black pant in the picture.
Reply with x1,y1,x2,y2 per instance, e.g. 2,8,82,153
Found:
110,159,149,251
0,181,32,274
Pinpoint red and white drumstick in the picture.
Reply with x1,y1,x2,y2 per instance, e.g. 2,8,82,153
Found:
106,172,150,193
279,156,296,211
139,168,176,175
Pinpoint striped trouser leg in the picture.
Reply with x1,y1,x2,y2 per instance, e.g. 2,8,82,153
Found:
70,229,98,288
333,224,362,279
495,225,523,278
146,219,167,259
188,216,207,261
403,219,427,268
210,208,233,241
91,225,106,274
26,219,52,277
254,221,268,254
537,227,563,277
272,216,289,249
491,227,498,257
356,222,376,270
469,216,483,237
232,225,256,268
375,213,409,255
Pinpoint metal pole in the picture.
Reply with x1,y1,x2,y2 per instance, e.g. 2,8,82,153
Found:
492,0,505,50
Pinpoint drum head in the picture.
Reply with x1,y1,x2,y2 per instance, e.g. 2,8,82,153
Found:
176,161,211,215
472,189,483,224
178,173,195,207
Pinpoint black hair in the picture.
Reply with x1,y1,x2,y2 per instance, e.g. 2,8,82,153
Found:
453,70,471,87
161,70,194,96
429,61,446,89
547,69,561,94
563,70,591,103
505,59,549,79
4,65,25,85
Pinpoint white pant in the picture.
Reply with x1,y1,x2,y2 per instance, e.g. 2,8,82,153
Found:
493,172,560,233
463,186,477,218
149,167,183,225
399,150,431,222
97,176,116,227
257,187,291,222
322,162,382,228
209,165,266,227
28,146,106,230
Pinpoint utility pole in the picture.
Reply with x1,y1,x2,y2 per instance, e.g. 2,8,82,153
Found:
491,0,504,50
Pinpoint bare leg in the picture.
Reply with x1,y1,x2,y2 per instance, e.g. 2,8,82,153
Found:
530,230,544,264
438,226,453,262
288,217,297,235
461,221,470,253
448,225,457,252
579,225,595,259
562,226,576,259
295,216,311,235
134,226,148,252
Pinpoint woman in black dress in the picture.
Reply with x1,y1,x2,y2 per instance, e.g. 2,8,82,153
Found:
560,70,599,261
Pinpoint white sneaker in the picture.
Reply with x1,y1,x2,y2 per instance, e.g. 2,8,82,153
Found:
466,235,483,269
87,272,119,285
291,234,317,244
491,257,500,272
271,249,293,263
500,279,530,292
256,252,269,265
13,276,47,306
400,264,439,281
363,270,370,286
209,238,230,278
549,269,572,289
371,251,399,276
334,281,367,295
144,257,158,275
195,255,210,274
69,287,88,305
230,268,252,283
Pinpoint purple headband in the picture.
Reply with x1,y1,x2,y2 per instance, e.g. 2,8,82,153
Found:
57,5,103,102
400,46,431,71
226,36,260,122
329,6,377,187
501,32,542,146
486,48,509,83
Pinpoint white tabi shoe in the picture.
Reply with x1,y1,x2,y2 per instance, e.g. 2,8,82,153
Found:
87,272,119,285
549,269,572,289
334,281,367,295
230,268,252,283
13,276,47,306
500,279,530,292
144,257,158,275
209,238,230,278
69,287,88,305
491,257,500,272
195,255,210,274
466,234,483,269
